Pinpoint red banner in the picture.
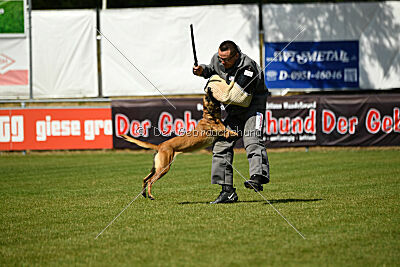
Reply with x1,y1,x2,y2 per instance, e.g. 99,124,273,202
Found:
0,108,112,151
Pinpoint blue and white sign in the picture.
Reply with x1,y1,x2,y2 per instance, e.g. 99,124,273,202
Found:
265,41,359,89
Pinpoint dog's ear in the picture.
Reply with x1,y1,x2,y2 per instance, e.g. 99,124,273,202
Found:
206,87,219,104
205,88,211,102
206,87,212,96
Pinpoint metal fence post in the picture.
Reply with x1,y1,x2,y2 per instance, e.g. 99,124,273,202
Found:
96,7,103,98
28,0,33,99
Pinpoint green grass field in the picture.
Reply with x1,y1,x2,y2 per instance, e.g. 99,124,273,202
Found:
0,148,399,266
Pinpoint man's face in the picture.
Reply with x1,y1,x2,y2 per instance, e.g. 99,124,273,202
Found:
218,49,238,69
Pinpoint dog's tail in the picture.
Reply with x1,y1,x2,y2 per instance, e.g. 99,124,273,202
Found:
120,134,158,150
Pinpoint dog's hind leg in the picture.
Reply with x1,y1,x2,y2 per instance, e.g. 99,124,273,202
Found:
141,152,158,198
141,168,155,198
146,149,175,200
147,166,171,200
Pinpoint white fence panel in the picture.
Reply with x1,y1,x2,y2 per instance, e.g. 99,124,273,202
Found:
32,10,98,98
100,5,259,96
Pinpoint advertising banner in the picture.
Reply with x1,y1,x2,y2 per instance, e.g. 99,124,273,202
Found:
265,41,359,89
318,94,400,146
264,95,318,147
113,94,400,149
0,108,112,151
0,38,29,98
112,98,203,149
3,96,396,151
265,94,400,147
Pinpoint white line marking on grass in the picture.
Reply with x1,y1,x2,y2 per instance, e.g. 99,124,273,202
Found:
225,159,306,240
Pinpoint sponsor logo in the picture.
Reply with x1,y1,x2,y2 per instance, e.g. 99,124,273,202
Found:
0,54,16,74
265,41,359,89
266,70,278,81
35,116,112,141
0,116,24,142
266,50,352,64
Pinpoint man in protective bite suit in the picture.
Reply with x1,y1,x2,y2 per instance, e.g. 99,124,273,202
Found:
193,40,270,204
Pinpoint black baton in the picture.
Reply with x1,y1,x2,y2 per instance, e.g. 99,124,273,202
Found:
190,24,198,67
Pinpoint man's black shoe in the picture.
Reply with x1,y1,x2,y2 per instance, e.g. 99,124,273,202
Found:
210,189,238,204
251,174,269,184
244,180,263,192
244,174,269,192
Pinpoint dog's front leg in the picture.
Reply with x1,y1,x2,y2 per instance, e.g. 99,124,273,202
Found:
213,120,238,139
223,127,238,139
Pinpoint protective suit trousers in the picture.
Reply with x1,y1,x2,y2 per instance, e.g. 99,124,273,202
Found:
211,103,270,186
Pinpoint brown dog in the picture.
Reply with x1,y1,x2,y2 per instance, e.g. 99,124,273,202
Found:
120,90,238,200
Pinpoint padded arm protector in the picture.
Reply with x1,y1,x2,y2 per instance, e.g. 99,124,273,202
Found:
205,75,252,107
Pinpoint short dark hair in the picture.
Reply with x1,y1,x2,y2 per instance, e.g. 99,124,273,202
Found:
219,40,238,56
